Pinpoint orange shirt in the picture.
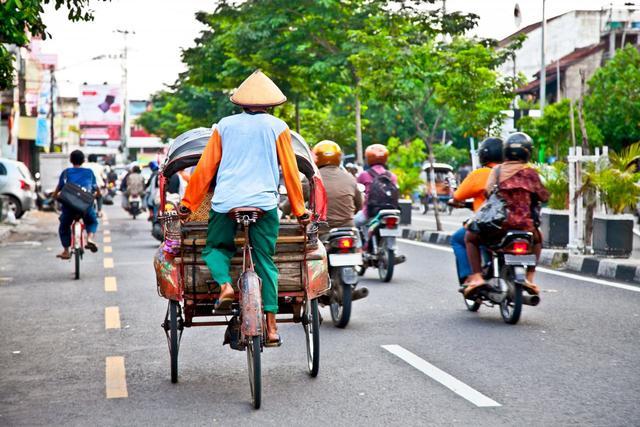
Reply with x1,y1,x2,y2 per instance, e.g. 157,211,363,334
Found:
453,165,494,212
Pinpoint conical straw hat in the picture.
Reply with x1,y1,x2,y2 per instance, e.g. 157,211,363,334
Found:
230,70,287,107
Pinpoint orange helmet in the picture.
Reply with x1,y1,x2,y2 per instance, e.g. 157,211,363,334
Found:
313,140,342,167
365,144,389,166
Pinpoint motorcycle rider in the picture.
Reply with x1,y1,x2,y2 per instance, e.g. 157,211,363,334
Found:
354,144,398,229
177,70,310,346
312,140,362,230
449,137,503,286
125,165,146,213
53,150,99,259
464,132,549,297
145,161,160,221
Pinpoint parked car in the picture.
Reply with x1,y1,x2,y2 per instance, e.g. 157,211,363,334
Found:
0,158,37,218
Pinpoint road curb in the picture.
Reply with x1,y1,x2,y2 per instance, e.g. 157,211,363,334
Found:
401,227,640,286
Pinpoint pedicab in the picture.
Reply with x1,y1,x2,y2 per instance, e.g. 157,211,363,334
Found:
421,162,457,214
153,127,330,409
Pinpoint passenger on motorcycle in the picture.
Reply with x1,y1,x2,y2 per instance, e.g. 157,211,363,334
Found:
53,150,99,260
464,133,549,297
449,137,503,285
354,144,398,229
312,140,362,230
177,70,310,346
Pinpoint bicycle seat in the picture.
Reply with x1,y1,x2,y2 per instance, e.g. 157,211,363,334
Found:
227,207,265,223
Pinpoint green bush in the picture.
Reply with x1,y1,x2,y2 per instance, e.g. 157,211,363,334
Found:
592,142,640,215
538,162,569,210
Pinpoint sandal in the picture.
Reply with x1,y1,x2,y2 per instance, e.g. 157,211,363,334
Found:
56,252,71,260
85,241,98,253
264,335,283,348
463,281,486,298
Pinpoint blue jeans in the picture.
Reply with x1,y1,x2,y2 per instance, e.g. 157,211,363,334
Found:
59,206,99,248
451,227,471,284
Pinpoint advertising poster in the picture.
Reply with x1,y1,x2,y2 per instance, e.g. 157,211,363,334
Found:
79,84,122,147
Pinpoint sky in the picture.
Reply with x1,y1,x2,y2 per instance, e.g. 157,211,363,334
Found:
40,0,622,99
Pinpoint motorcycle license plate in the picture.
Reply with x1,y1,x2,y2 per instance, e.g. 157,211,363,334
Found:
504,254,537,266
329,253,362,267
379,228,401,237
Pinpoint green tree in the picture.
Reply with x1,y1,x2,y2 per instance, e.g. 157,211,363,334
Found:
432,144,470,169
387,137,426,198
586,44,640,151
518,99,603,160
0,0,108,89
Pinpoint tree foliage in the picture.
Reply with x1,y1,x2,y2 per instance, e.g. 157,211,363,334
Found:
387,137,426,197
586,44,640,152
0,0,108,89
518,99,602,160
139,0,517,155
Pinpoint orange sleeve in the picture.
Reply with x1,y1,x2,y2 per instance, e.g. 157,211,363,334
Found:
275,128,305,217
453,168,489,202
181,129,222,212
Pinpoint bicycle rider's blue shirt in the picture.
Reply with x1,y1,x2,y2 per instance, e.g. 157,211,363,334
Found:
57,167,97,193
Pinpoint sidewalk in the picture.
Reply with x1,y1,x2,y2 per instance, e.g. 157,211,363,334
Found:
0,210,59,243
401,217,640,286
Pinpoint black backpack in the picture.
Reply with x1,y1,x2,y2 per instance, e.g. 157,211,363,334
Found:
366,168,399,217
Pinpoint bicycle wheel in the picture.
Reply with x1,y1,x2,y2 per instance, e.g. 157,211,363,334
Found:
74,249,80,280
247,336,261,409
303,298,320,377
169,300,180,383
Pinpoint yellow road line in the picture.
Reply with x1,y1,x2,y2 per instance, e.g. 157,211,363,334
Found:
104,246,112,254
104,230,111,235
105,356,128,399
105,306,121,329
103,236,111,243
104,258,114,268
104,276,117,292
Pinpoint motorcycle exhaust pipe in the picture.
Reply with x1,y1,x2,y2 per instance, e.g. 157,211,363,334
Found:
522,294,540,306
352,287,369,301
394,254,407,265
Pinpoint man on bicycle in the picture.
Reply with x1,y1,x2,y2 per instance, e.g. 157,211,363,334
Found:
178,70,310,347
53,150,99,260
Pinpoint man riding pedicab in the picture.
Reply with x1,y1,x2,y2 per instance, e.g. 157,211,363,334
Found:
177,70,311,347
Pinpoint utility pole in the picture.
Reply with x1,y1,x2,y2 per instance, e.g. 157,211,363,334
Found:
539,0,547,113
115,29,133,161
49,66,56,153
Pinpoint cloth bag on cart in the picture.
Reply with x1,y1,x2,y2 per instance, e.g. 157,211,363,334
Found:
154,247,183,301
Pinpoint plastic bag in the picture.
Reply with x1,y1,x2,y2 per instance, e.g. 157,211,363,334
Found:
154,247,183,301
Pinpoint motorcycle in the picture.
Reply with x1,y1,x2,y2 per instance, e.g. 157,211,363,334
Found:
34,173,60,213
321,227,368,328
357,209,406,282
462,230,540,325
127,194,143,219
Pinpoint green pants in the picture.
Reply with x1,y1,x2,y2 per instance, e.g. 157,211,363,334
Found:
202,208,280,313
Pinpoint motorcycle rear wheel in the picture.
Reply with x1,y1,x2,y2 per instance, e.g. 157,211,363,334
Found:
500,267,523,325
377,239,395,282
329,271,352,328
463,296,481,312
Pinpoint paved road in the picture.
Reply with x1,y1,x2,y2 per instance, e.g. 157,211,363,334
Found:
1,203,640,426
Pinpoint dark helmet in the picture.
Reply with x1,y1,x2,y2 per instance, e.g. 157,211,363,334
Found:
504,132,533,162
478,137,504,166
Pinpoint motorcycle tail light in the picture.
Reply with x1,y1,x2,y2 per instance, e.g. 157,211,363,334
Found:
384,216,399,228
20,179,31,190
337,236,355,250
512,241,529,254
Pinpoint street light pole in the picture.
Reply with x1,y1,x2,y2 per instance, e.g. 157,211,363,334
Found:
540,0,547,113
115,29,133,161
49,66,56,153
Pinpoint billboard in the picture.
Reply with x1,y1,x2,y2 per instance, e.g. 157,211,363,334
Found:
79,84,122,125
79,84,122,147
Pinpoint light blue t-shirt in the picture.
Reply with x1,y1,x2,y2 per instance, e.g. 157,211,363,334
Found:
211,112,288,213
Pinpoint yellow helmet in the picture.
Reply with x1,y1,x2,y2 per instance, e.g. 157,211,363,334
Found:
313,140,342,167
